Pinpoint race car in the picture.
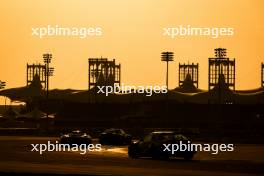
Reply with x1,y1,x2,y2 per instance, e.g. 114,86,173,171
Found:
60,130,92,146
99,128,132,145
128,131,196,160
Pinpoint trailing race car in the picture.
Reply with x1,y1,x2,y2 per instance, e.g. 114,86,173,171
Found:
99,128,132,145
60,130,92,146
128,131,196,160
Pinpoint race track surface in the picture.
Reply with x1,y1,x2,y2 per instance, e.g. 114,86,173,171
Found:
0,136,263,176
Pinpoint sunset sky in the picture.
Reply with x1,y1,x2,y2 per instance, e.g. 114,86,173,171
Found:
0,0,263,91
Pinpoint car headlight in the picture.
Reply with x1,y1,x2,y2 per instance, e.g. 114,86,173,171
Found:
132,140,139,144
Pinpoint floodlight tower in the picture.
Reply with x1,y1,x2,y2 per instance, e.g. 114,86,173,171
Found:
43,53,54,121
214,48,227,74
161,51,174,91
215,48,227,58
26,63,46,87
179,63,199,88
43,53,54,98
209,48,235,91
0,81,6,89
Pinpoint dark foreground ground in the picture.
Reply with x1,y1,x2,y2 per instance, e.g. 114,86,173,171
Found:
0,136,263,176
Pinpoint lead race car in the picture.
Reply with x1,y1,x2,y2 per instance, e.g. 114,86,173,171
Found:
128,131,196,160
60,130,93,146
99,128,132,145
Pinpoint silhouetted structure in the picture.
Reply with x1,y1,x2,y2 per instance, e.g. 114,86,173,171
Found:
43,53,54,96
208,48,235,91
261,63,264,88
88,57,121,90
0,81,6,89
27,63,46,88
179,63,199,88
161,52,174,90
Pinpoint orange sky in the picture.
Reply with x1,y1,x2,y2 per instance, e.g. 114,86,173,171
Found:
0,0,263,91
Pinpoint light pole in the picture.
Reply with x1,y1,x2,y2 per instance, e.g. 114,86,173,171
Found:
214,48,226,104
161,52,174,117
43,53,54,126
161,51,174,91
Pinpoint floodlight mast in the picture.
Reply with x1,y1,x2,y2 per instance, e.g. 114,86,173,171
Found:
43,53,54,126
214,48,226,74
0,81,6,89
161,51,174,91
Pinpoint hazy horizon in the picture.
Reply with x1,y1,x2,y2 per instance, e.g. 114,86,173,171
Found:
0,0,263,91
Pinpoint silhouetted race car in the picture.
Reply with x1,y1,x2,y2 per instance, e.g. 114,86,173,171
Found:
60,130,92,146
128,131,196,160
99,128,132,145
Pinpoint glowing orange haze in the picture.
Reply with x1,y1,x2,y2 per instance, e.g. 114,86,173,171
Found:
0,0,263,91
